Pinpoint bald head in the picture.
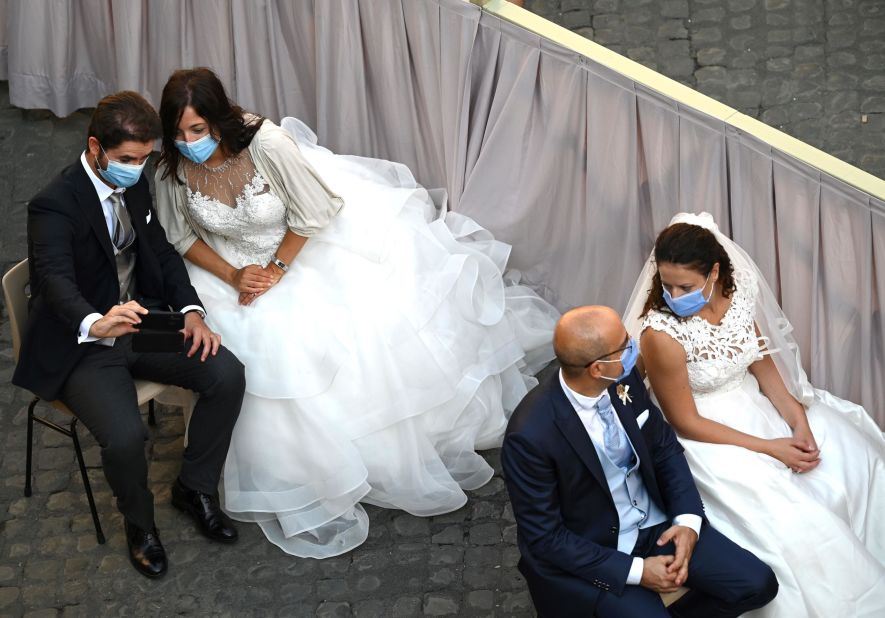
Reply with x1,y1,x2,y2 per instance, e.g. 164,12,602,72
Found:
554,306,625,378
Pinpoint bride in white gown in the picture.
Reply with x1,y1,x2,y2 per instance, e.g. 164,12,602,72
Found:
624,212,885,617
154,68,558,558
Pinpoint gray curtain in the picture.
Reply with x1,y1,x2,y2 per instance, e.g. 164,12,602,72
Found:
2,0,883,425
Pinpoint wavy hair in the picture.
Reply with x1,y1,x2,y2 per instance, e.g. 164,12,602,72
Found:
641,222,736,318
157,67,265,183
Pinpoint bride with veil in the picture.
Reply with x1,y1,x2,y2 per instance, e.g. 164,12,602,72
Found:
623,212,885,617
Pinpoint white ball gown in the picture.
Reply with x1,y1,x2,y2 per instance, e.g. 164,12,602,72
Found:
177,118,559,558
641,268,885,617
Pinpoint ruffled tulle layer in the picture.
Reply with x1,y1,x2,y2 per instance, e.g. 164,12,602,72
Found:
187,118,559,558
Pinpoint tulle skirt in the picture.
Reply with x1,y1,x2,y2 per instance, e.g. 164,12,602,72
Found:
185,118,559,558
684,373,885,617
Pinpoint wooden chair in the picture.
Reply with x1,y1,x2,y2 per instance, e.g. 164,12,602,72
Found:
2,259,173,544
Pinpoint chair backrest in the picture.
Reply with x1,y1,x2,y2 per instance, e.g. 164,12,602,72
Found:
2,259,30,362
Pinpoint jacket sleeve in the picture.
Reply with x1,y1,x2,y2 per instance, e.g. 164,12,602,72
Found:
502,431,634,596
27,195,99,333
251,121,344,237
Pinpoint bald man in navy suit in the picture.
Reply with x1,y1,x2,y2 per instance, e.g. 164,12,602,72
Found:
502,306,777,617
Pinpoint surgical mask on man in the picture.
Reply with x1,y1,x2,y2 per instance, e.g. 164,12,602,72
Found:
663,272,714,317
597,337,639,382
175,133,219,164
97,145,147,188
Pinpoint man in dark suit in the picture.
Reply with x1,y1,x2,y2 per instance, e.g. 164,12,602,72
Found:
502,306,778,617
12,92,245,578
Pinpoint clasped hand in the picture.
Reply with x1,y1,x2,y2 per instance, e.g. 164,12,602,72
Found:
231,264,280,306
640,525,697,593
766,423,820,474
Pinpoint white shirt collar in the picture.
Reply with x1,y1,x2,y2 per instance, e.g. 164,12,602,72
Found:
558,369,607,412
80,150,125,203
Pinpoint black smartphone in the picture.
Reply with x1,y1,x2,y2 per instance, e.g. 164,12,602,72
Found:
136,310,185,332
132,331,186,353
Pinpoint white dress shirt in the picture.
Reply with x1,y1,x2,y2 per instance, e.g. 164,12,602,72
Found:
76,151,204,346
559,370,702,586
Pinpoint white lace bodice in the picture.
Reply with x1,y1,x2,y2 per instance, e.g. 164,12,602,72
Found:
183,150,287,268
642,270,766,396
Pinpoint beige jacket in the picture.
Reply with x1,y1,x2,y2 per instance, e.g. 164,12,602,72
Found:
154,118,344,256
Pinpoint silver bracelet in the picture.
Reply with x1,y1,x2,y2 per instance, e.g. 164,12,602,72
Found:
271,255,289,272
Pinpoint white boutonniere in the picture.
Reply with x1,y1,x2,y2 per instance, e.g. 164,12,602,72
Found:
616,384,632,406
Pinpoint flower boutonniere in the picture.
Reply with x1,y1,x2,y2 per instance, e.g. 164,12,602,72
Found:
616,384,632,406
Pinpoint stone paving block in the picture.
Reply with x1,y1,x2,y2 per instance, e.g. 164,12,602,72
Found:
430,525,464,545
316,601,352,618
468,522,501,546
422,593,459,616
0,587,19,609
22,609,58,618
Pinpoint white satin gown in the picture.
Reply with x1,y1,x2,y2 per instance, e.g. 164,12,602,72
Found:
179,118,559,558
642,269,885,617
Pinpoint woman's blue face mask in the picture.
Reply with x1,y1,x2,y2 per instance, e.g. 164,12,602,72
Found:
595,336,639,383
175,132,219,165
663,272,713,317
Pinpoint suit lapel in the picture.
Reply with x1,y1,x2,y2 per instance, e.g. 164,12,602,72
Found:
609,382,661,502
70,161,115,265
551,380,615,510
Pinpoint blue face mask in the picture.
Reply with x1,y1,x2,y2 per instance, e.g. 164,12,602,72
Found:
663,272,713,317
97,145,147,188
597,337,639,383
175,133,219,165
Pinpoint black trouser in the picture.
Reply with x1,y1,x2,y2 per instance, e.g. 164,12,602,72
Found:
59,335,245,531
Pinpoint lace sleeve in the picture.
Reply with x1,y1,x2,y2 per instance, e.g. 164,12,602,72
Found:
640,311,691,357
154,165,201,256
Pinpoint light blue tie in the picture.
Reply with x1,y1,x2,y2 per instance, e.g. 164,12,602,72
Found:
596,391,634,470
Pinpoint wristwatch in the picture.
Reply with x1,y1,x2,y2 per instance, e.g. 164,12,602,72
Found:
271,255,289,272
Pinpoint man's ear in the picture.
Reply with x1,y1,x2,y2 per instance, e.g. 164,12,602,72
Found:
86,136,101,159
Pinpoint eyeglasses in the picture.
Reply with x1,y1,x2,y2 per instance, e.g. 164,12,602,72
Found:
585,334,632,367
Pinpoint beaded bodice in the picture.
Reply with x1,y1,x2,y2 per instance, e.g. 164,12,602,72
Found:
183,150,287,268
642,270,765,397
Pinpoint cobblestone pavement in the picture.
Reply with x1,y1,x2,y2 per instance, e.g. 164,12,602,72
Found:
525,0,885,180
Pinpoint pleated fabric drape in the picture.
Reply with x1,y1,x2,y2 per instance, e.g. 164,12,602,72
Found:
2,0,883,425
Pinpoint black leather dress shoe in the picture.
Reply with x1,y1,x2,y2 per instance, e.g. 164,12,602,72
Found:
124,519,168,578
171,478,238,543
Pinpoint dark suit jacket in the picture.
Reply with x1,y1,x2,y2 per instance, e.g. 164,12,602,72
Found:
12,159,202,400
501,368,705,617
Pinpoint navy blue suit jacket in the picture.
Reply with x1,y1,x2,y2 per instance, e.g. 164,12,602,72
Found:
501,367,705,617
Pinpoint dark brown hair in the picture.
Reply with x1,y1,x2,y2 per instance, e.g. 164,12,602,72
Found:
157,67,265,183
87,91,161,149
641,223,736,318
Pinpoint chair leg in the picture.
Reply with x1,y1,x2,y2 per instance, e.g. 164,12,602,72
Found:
71,418,105,545
147,399,156,426
24,397,38,497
